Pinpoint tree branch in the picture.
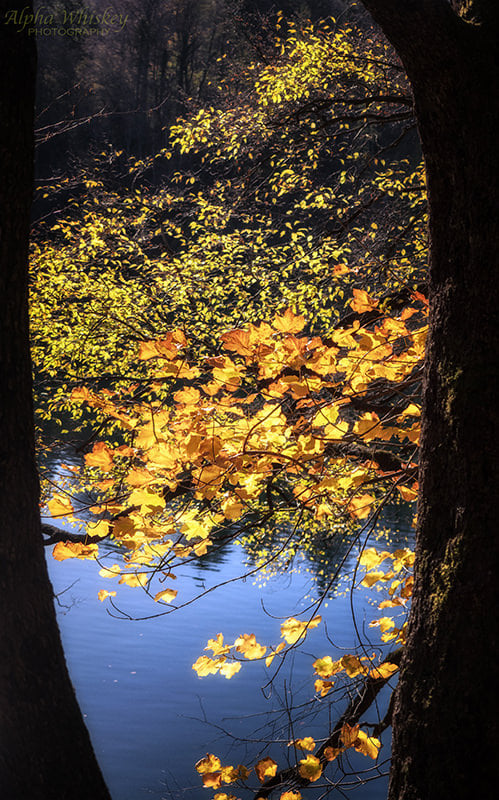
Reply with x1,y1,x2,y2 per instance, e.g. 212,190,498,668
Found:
256,647,404,798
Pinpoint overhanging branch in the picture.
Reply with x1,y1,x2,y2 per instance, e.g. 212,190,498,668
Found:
256,647,403,798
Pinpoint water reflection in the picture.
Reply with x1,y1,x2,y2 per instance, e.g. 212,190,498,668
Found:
48,503,413,800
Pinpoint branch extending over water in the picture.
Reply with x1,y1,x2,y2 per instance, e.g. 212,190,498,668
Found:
256,647,403,798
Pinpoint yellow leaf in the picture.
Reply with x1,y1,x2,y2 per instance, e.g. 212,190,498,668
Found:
202,772,222,789
118,572,148,588
265,641,286,667
234,764,251,781
98,563,121,578
98,589,116,602
397,484,418,501
87,520,110,539
312,404,339,428
297,755,322,782
341,654,367,678
255,757,278,783
154,588,178,603
280,616,321,645
314,678,334,697
192,656,221,677
369,662,399,680
398,403,420,418
220,765,239,784
359,548,391,570
361,570,386,588
348,494,375,520
290,737,315,751
205,633,231,656
220,328,253,357
52,541,99,561
369,616,396,634
192,539,211,556
196,754,222,775
219,660,242,679
47,494,74,518
280,792,302,800
235,633,267,660
313,656,343,678
128,488,166,513
354,730,381,759
174,386,201,405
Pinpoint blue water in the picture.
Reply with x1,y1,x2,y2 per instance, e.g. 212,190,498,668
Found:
47,518,411,800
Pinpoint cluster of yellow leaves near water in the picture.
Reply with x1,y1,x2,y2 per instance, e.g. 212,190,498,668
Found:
192,616,321,679
48,300,425,606
195,722,382,797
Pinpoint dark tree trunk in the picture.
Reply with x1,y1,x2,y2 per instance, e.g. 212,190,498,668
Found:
0,5,112,798
359,2,499,797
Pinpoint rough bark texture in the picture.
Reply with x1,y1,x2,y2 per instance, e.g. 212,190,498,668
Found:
0,4,111,797
359,2,499,798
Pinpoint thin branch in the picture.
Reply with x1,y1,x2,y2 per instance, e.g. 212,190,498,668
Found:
256,648,403,798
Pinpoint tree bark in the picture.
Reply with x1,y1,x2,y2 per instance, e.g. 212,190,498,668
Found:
358,2,499,797
0,5,111,797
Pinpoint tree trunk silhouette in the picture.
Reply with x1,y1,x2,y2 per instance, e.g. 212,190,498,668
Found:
360,2,499,797
0,5,112,797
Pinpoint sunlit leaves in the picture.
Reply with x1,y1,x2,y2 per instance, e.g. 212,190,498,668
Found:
280,616,321,645
235,634,267,660
297,754,322,782
347,494,375,520
255,757,278,783
99,563,121,578
290,737,315,751
340,725,381,760
273,308,306,334
154,588,178,604
350,289,379,314
195,755,249,795
52,541,99,561
369,662,399,680
47,494,74,518
205,633,231,657
98,589,117,602
84,442,114,471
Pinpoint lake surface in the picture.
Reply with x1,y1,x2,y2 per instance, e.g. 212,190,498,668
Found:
47,510,412,800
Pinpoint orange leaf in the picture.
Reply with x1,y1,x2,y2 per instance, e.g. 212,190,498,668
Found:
220,329,253,356
154,588,178,603
202,772,222,789
84,441,114,472
255,757,278,783
47,494,74,518
323,746,342,762
350,289,379,314
53,541,98,561
273,308,306,334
